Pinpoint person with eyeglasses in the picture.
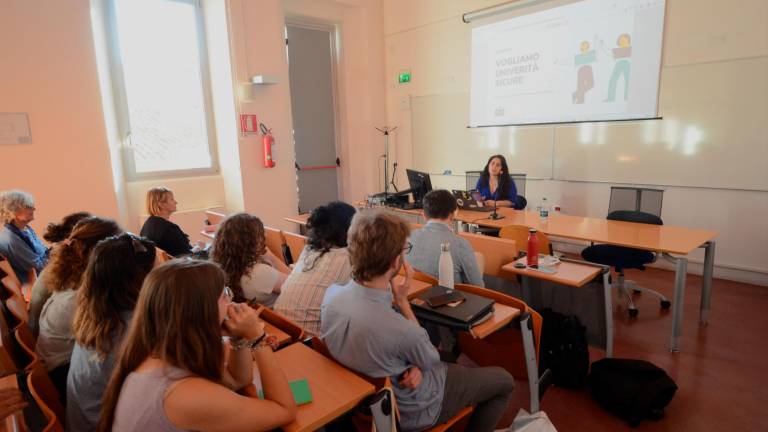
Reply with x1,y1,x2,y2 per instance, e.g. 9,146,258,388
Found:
66,233,157,431
321,210,514,432
35,217,122,399
99,259,297,432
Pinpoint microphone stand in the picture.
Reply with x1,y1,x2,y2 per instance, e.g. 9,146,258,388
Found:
489,197,505,220
390,162,399,193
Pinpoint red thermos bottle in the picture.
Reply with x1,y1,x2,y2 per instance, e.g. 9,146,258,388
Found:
527,229,539,267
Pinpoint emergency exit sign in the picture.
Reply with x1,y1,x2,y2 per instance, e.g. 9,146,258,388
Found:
398,70,411,84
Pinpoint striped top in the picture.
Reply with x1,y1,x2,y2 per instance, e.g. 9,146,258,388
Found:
274,246,352,337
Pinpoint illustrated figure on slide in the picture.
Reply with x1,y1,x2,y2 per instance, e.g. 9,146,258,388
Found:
605,33,632,102
572,40,596,104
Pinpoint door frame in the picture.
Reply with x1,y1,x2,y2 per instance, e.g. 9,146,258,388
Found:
285,16,345,206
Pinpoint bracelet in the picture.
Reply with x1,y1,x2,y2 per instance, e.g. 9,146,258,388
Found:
230,333,266,351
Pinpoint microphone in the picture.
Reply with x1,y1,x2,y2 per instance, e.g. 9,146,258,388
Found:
489,197,505,220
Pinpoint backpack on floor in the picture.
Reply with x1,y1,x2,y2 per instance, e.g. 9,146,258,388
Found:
539,309,589,389
589,358,678,427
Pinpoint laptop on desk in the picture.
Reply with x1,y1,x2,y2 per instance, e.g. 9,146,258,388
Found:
452,190,493,212
411,285,495,330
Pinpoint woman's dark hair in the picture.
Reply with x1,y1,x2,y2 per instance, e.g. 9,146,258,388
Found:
44,212,92,243
304,202,356,271
46,217,122,292
72,234,156,359
98,259,226,432
210,213,266,302
479,154,512,200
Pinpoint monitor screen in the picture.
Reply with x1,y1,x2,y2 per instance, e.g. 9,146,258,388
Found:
406,169,433,203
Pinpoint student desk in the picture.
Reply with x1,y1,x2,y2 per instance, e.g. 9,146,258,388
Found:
0,374,25,432
502,257,613,357
275,343,375,432
458,208,718,352
263,322,292,348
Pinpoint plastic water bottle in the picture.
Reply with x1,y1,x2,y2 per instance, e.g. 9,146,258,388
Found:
438,243,454,288
539,197,550,221
527,229,539,267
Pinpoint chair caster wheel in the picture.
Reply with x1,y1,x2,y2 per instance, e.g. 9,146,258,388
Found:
633,289,642,294
629,309,639,318
660,300,671,309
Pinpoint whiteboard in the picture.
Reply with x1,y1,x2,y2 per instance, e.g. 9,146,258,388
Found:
411,92,555,179
410,57,768,191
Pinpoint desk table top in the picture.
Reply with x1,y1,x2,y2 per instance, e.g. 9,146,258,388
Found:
276,343,374,432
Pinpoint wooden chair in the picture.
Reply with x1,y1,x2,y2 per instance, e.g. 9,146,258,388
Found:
27,360,65,432
263,226,287,263
413,270,438,285
0,258,23,300
14,324,37,370
282,231,308,266
259,307,304,343
457,231,518,277
0,304,20,374
204,210,226,226
454,283,546,412
4,294,29,329
498,225,553,256
311,337,474,432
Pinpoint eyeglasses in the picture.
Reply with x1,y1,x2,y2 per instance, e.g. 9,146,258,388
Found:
402,242,413,255
222,286,234,300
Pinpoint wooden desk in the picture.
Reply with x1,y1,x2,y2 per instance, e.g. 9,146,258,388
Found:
284,214,310,226
275,343,375,432
0,374,26,432
263,322,292,348
501,257,603,288
459,208,718,352
468,303,520,339
502,257,613,357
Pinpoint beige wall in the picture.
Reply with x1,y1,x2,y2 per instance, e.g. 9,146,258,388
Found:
1,0,386,241
0,0,120,236
383,0,768,285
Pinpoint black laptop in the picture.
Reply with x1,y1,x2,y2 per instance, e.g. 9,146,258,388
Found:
452,190,492,212
411,285,495,330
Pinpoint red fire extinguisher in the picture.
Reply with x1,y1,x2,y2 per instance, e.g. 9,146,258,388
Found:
260,122,276,168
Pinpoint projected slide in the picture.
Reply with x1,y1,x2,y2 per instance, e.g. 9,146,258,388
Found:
470,0,666,126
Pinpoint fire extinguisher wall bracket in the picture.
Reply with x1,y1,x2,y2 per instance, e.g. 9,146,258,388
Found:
259,122,276,168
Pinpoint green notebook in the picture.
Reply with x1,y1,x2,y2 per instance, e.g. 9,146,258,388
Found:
256,378,313,405
289,378,313,405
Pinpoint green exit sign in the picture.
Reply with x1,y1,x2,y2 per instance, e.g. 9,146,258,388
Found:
398,71,411,84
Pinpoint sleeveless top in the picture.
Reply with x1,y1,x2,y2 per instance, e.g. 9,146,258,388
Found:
112,366,191,432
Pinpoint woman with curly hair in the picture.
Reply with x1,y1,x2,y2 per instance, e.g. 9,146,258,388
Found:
274,202,355,336
210,213,290,306
67,233,156,431
29,211,92,334
36,216,122,397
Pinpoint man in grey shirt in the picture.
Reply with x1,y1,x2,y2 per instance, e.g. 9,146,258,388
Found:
321,210,513,432
406,189,484,287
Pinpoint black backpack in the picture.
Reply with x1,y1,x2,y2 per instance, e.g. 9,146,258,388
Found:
589,358,678,427
539,308,590,388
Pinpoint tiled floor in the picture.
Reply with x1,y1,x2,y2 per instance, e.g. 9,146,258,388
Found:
494,267,768,431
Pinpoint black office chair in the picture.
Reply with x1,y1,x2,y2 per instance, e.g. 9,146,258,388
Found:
581,210,671,317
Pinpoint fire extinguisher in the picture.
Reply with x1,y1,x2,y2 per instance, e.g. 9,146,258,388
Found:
260,122,276,168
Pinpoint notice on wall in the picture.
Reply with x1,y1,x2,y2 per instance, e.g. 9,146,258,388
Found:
0,113,32,145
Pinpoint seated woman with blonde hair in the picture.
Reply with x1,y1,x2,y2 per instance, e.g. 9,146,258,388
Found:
211,213,290,307
140,187,204,257
98,259,297,432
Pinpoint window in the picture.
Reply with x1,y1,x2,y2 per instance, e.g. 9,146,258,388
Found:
107,0,217,178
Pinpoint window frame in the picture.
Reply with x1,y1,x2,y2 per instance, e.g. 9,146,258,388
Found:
104,0,220,181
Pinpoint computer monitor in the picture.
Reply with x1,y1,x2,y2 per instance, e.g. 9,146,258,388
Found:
406,169,433,204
